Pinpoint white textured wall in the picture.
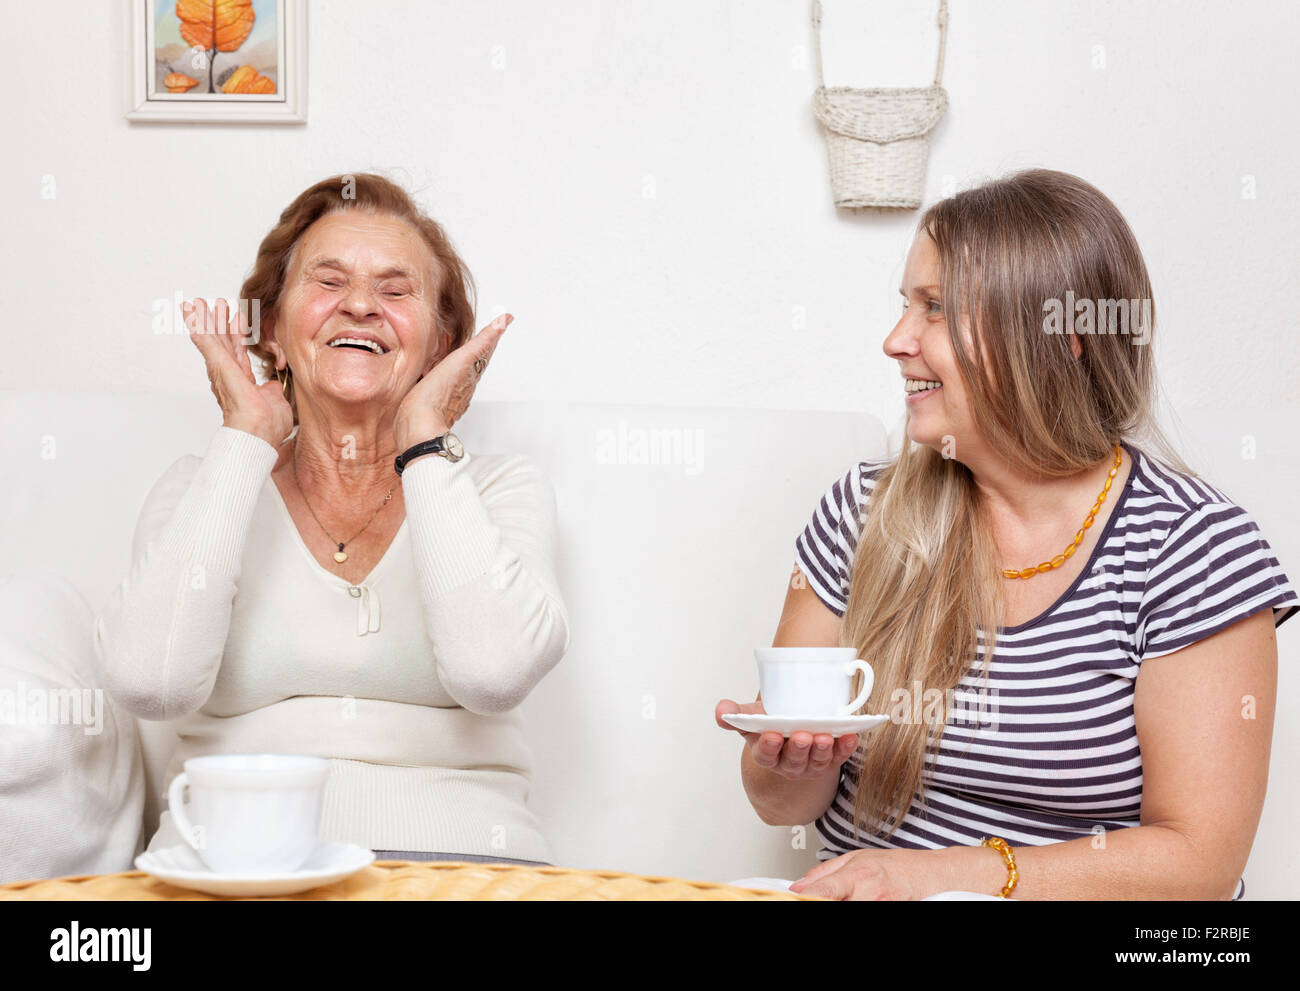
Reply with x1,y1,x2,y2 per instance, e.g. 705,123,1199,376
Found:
2,1,1297,896
5,1,1295,415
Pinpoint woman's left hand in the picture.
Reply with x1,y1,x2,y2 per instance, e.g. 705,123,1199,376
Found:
394,313,512,450
789,848,951,901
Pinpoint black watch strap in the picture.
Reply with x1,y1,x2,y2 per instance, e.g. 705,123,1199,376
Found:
395,437,449,476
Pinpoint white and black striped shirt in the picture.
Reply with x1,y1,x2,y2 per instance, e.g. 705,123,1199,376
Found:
794,440,1298,900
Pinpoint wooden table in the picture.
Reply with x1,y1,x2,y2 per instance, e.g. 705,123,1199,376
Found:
0,860,824,901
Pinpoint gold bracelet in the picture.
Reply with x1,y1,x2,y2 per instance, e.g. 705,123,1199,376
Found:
979,837,1019,898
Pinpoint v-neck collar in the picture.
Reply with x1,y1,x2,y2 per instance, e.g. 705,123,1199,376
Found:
267,475,407,589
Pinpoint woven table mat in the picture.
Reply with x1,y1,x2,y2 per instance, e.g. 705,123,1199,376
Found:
0,860,824,901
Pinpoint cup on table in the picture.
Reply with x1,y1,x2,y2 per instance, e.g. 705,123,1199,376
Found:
167,754,329,874
754,647,875,717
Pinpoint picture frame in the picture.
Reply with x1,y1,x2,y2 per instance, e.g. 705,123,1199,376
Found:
126,0,307,123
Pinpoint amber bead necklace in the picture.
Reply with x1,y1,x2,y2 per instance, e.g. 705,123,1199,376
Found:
1000,444,1122,580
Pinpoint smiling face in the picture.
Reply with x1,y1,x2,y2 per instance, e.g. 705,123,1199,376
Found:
882,231,982,455
267,210,445,414
884,228,1087,462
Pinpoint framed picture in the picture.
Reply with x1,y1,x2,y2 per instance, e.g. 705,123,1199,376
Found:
126,0,307,123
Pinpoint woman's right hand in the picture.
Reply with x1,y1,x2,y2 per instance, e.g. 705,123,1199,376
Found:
184,297,293,448
715,698,859,781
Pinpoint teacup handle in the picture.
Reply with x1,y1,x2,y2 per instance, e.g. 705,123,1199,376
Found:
840,660,875,715
167,772,203,853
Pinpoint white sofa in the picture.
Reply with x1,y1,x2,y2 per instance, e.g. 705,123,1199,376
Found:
0,388,887,885
6,388,1294,896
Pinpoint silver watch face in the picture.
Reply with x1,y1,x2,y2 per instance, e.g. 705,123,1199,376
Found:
443,433,464,459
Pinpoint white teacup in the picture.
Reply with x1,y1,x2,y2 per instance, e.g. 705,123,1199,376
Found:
167,754,330,875
755,647,875,717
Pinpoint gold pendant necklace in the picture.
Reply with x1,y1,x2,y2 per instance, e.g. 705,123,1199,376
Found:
291,441,397,567
1000,444,1122,580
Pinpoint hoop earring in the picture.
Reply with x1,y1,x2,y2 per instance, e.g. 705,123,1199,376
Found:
276,365,293,404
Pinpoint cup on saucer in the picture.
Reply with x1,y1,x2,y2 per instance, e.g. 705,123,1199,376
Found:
717,647,887,737
166,754,329,875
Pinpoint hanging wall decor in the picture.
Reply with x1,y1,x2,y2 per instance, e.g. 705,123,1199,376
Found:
811,0,949,209
126,0,307,123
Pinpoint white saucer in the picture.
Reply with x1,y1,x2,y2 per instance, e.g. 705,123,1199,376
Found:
134,840,375,897
721,713,890,737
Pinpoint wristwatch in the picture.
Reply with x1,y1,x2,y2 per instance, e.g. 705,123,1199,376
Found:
394,433,465,475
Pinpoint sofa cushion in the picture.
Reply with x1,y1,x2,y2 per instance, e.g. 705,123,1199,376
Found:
0,572,145,882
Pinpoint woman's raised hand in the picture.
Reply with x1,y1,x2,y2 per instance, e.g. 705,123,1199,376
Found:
394,313,511,451
183,297,293,449
715,698,860,781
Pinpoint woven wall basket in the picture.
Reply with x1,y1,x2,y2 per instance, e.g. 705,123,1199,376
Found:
812,0,949,209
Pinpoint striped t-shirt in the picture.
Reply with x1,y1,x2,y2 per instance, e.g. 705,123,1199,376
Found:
794,440,1298,900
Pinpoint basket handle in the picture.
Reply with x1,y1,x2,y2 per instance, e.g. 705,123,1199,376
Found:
812,0,949,89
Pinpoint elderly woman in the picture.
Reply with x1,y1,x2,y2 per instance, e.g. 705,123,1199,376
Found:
95,172,569,866
717,169,1297,899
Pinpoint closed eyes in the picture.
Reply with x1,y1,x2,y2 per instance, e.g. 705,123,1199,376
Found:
319,279,407,297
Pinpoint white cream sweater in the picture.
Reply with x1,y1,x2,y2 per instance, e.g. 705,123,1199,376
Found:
93,426,570,862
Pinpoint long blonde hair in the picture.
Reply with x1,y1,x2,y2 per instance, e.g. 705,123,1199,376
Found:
841,169,1196,840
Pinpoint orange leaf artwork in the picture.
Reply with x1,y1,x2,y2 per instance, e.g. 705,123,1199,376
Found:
164,73,200,93
175,0,255,54
174,0,256,93
221,65,276,95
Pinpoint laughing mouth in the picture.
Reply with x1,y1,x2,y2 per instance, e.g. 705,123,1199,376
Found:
327,337,388,355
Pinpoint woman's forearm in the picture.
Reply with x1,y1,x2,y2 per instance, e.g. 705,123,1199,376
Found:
93,426,277,720
403,451,570,715
935,825,1241,900
740,745,842,827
